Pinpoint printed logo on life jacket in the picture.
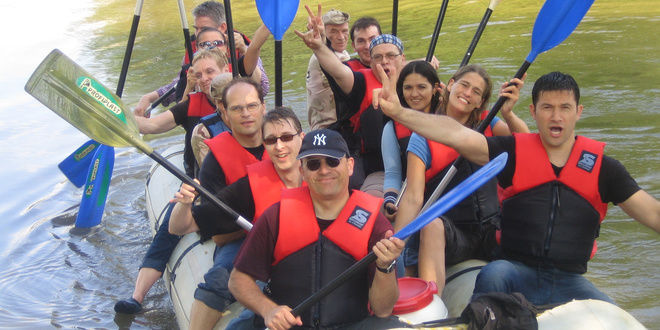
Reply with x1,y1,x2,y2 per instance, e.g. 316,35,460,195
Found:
313,133,327,146
347,206,370,230
577,150,598,173
76,77,127,123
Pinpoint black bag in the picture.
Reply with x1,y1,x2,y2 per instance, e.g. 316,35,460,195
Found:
460,292,538,330
413,292,539,330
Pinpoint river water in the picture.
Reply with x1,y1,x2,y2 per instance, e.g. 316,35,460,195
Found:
0,0,658,328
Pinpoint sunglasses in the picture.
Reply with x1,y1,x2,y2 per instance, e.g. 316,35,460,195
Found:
304,157,341,171
263,132,300,145
198,40,226,49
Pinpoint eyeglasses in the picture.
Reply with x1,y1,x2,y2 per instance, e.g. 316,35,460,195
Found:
228,102,261,113
371,52,401,62
304,157,341,171
263,132,301,145
198,40,226,49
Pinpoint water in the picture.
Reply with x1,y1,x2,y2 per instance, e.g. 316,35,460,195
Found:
0,0,658,328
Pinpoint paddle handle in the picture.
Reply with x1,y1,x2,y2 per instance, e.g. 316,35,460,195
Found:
275,40,283,106
420,61,530,211
460,7,493,68
425,0,450,62
116,0,144,97
391,0,399,36
148,151,253,231
144,86,176,117
224,0,240,76
291,252,377,316
176,0,194,66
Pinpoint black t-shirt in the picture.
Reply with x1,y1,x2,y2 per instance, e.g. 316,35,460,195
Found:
170,96,217,177
191,145,265,241
486,135,640,204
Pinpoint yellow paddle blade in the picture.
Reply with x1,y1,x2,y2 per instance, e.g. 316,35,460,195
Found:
25,49,153,154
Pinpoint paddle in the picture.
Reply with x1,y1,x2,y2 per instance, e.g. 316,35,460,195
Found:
176,0,194,69
75,144,114,228
25,49,253,232
256,0,299,106
224,0,239,76
460,0,502,67
425,0,450,62
391,0,399,36
420,0,594,213
58,140,101,188
290,152,508,316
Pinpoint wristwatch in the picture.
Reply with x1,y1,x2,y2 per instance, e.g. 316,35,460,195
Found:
376,259,396,274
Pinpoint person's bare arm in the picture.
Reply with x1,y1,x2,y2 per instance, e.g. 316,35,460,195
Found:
243,24,270,77
374,63,490,165
493,75,530,136
295,4,354,94
134,91,159,117
618,190,660,233
394,154,426,232
369,230,404,317
229,269,302,329
134,110,178,135
169,181,200,235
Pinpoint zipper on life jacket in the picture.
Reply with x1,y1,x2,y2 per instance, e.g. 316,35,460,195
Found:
312,232,323,328
544,183,560,256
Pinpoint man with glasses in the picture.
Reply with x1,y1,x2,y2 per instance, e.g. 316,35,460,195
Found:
169,106,305,329
228,129,409,330
298,7,407,196
306,9,351,130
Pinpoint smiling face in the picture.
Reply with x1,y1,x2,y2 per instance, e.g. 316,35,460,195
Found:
301,156,354,202
530,90,583,150
446,72,487,122
193,57,228,96
370,43,405,81
352,25,380,66
325,22,349,52
196,30,228,54
221,82,265,140
263,119,303,172
402,73,435,113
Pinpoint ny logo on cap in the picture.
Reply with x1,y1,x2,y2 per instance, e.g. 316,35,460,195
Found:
313,133,327,146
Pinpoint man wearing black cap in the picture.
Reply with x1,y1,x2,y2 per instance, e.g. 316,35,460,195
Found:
228,129,408,329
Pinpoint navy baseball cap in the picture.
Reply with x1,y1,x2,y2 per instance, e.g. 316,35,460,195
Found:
297,129,350,159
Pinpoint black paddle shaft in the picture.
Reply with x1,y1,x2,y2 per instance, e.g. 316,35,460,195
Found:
116,13,141,97
391,0,399,36
425,0,450,62
275,41,283,106
148,151,251,230
224,0,239,77
460,8,494,68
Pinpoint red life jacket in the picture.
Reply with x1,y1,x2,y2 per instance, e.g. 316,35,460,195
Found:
425,111,494,181
273,187,381,265
204,132,267,185
247,158,285,222
187,92,216,117
350,69,382,133
500,133,607,273
344,58,369,71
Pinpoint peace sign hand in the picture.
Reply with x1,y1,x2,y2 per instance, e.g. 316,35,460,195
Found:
294,4,324,50
373,63,404,119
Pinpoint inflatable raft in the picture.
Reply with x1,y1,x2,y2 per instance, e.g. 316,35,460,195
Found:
145,146,647,330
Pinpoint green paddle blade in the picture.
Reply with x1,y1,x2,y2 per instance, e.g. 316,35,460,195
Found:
24,49,152,154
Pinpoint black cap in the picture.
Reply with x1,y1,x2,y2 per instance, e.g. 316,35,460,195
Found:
297,129,350,160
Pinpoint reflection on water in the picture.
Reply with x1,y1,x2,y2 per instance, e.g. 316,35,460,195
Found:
0,0,657,328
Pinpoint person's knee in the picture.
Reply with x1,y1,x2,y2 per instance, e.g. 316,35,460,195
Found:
474,260,517,293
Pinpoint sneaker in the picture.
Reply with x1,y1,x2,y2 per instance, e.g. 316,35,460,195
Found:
114,297,142,314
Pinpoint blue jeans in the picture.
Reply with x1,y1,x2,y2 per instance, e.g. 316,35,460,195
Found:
194,238,244,311
140,202,181,272
472,259,614,306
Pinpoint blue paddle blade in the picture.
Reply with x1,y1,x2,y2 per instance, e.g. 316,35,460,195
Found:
58,139,101,187
395,152,508,240
526,0,595,62
75,145,114,228
255,0,299,40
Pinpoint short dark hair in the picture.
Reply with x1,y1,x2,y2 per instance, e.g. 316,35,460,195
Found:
197,27,227,44
192,1,226,26
350,17,381,41
532,71,580,106
221,77,264,109
262,107,302,136
396,61,442,114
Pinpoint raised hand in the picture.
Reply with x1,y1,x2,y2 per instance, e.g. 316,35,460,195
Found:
373,63,404,118
294,4,324,50
500,73,526,117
